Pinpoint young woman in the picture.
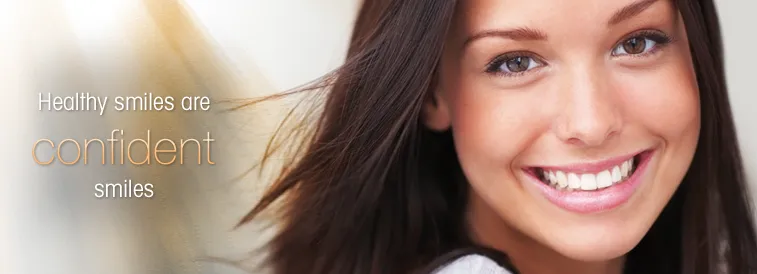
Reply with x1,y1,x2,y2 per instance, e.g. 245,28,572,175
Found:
239,0,757,273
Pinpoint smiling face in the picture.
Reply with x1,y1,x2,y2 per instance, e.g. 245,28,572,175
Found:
422,0,700,266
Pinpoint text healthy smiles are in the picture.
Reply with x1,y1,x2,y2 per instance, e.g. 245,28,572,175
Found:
37,92,206,115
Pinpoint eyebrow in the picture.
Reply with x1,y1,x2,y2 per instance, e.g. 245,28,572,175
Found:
462,27,547,47
608,0,659,25
463,0,660,47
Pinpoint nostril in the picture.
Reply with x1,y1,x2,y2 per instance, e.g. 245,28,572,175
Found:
553,101,622,147
565,137,585,146
561,127,618,147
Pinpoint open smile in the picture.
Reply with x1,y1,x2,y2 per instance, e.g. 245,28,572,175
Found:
523,149,656,213
529,151,650,191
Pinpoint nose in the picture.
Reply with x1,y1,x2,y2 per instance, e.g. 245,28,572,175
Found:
554,65,622,147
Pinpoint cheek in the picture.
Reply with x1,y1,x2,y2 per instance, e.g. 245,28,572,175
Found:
443,74,549,189
614,45,700,221
618,49,700,155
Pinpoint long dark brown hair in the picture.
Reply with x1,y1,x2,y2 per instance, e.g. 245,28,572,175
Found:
238,0,757,273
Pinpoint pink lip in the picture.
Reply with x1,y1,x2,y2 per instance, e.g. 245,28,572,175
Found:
532,151,641,174
526,149,655,214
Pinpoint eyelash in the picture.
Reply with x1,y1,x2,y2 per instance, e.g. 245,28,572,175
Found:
484,51,544,78
484,29,674,78
611,30,673,58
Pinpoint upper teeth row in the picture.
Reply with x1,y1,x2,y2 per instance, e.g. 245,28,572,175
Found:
542,158,635,191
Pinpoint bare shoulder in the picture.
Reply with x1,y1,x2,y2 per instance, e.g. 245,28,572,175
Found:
432,254,514,274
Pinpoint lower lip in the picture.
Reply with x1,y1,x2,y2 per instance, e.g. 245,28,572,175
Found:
527,150,654,214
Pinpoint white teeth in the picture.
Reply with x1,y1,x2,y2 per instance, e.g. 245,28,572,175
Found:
621,161,630,177
540,157,637,191
580,174,597,190
596,170,612,189
556,171,568,188
611,166,622,183
568,173,581,189
543,170,555,186
548,171,557,185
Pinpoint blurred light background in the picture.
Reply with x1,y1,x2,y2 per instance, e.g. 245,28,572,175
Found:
0,0,753,274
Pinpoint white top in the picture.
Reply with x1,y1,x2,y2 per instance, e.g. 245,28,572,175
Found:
433,254,514,274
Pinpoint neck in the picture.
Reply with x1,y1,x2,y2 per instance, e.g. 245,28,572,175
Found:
465,194,626,274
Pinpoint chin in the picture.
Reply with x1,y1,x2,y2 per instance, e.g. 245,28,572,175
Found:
545,222,647,262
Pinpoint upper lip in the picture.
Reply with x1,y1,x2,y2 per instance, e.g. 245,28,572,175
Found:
528,150,645,174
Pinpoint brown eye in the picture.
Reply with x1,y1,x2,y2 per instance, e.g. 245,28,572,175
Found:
622,37,646,54
505,57,531,73
485,52,544,76
611,31,673,57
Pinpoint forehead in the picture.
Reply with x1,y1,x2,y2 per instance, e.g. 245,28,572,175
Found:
452,0,673,36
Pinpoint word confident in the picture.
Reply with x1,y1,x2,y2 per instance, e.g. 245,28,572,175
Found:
32,129,215,166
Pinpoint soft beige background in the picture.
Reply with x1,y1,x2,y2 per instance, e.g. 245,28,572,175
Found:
716,0,757,193
0,1,753,274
